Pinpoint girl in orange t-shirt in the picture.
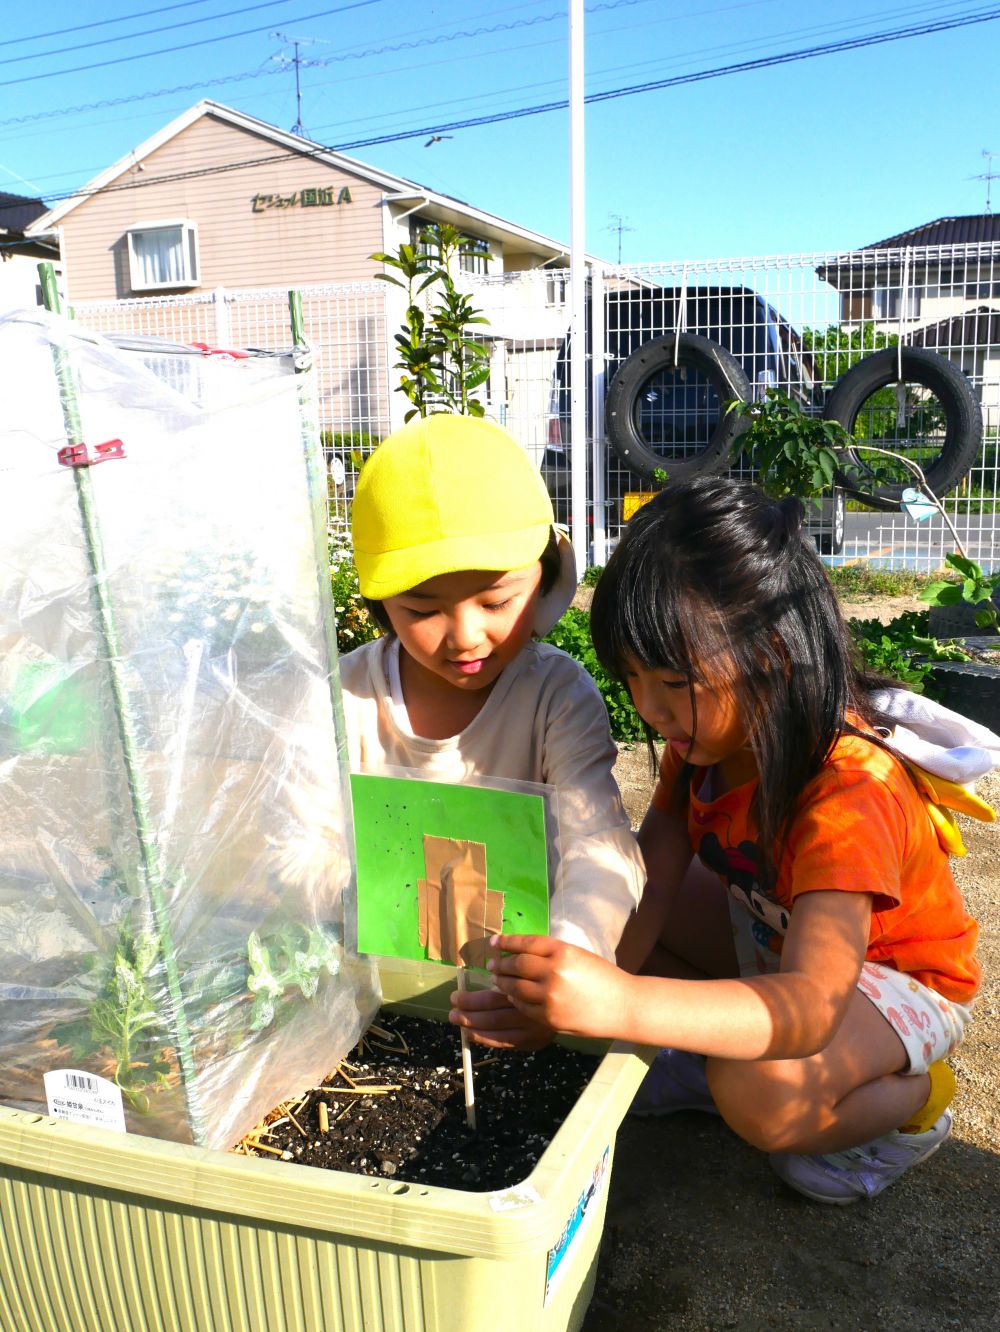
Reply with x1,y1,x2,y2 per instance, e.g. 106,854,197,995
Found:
452,477,989,1204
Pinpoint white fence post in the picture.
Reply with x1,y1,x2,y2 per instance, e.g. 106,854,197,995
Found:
568,0,587,575
590,264,607,566
213,286,230,347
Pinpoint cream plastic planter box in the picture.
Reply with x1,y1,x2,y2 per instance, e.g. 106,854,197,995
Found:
0,958,651,1332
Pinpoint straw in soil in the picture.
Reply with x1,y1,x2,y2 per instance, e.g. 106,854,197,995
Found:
235,1011,600,1191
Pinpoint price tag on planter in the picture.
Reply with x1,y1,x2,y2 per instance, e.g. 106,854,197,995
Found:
43,1070,127,1133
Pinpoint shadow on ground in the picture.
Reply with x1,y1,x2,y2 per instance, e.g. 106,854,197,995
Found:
583,1112,1000,1331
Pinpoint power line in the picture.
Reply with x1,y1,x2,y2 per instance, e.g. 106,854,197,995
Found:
0,0,638,131
334,5,1000,147
0,0,226,50
31,5,1000,210
0,0,937,133
0,0,388,90
0,1,298,70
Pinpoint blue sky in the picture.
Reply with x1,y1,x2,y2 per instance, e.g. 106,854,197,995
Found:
2,0,998,262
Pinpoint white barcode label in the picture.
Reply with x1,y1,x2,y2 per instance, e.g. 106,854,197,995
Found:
65,1072,97,1093
43,1070,127,1133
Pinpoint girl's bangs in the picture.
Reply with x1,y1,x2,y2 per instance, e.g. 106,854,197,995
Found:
606,564,695,678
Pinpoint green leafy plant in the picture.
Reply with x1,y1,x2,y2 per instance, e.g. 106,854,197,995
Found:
331,540,381,653
728,391,848,506
246,925,341,1031
802,320,894,385
827,565,939,599
848,609,968,692
544,608,644,741
321,429,378,481
51,927,172,1111
371,223,491,421
919,552,1000,633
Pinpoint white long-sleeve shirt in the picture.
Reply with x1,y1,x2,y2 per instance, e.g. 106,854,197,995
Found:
339,636,645,961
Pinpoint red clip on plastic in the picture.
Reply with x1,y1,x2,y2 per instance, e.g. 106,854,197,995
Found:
188,341,250,361
57,439,126,468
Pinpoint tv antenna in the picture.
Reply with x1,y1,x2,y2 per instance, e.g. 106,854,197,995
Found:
973,149,1000,214
271,32,318,137
603,212,635,264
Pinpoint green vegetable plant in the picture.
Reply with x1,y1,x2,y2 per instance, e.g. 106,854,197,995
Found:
371,222,491,420
727,390,848,506
246,925,341,1031
51,927,172,1112
919,552,1000,633
544,608,644,742
847,609,968,693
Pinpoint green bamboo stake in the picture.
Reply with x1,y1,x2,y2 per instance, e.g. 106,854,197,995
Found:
38,263,207,1144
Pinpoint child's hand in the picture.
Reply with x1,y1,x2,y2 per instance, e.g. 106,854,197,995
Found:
448,985,553,1050
478,934,627,1039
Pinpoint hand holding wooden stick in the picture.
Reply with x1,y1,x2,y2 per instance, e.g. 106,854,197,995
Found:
417,836,503,1132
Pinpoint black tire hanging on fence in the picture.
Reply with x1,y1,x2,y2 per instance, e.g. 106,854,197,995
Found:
823,348,983,512
605,333,752,483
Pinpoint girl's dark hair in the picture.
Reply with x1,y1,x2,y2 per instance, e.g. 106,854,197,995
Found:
590,477,887,875
365,528,562,636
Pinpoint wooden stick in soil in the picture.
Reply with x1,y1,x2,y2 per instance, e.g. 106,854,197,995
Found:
456,968,476,1130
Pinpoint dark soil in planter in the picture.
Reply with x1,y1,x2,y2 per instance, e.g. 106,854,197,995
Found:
243,1011,601,1192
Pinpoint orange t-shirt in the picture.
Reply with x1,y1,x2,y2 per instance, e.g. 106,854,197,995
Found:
652,732,980,1003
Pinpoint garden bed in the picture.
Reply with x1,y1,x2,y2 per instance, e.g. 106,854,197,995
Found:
1,958,650,1332
240,1011,601,1192
924,636,1000,732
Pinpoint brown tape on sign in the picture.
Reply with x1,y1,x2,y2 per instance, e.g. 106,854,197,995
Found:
417,836,504,968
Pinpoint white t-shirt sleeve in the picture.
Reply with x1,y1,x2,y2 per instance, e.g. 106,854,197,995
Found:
538,655,645,962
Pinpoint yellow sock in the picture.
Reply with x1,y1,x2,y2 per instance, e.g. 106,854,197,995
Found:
899,1060,956,1135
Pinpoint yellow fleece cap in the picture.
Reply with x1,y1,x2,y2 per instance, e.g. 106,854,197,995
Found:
352,414,555,600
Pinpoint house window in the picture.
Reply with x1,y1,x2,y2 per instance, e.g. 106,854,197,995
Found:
411,222,490,274
545,272,568,307
458,238,490,275
873,287,921,320
127,221,199,290
965,281,1000,299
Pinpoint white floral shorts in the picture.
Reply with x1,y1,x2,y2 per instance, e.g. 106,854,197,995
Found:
728,901,972,1075
854,960,973,1075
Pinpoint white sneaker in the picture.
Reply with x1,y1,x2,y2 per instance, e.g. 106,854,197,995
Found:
769,1111,953,1205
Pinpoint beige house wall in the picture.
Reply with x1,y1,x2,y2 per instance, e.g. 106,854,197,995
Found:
61,114,388,302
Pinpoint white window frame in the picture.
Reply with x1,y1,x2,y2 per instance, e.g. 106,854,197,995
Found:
873,286,921,320
126,219,200,291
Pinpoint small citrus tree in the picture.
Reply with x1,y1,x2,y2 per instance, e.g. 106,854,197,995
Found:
371,223,491,420
727,391,848,506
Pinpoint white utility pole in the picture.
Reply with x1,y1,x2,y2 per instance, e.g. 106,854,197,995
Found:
568,0,587,575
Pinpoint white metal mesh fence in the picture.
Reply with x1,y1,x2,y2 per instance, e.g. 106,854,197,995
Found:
74,247,1000,574
577,248,1000,572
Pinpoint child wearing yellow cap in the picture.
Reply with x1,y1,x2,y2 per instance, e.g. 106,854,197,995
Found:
343,414,644,1048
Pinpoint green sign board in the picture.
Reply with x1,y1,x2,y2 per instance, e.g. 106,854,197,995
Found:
350,773,550,965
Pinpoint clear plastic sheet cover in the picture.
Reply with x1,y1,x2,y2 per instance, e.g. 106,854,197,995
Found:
0,310,380,1149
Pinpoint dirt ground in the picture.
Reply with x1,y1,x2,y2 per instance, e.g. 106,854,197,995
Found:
583,596,999,1332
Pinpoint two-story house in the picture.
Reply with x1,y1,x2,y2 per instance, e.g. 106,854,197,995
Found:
818,216,1000,431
